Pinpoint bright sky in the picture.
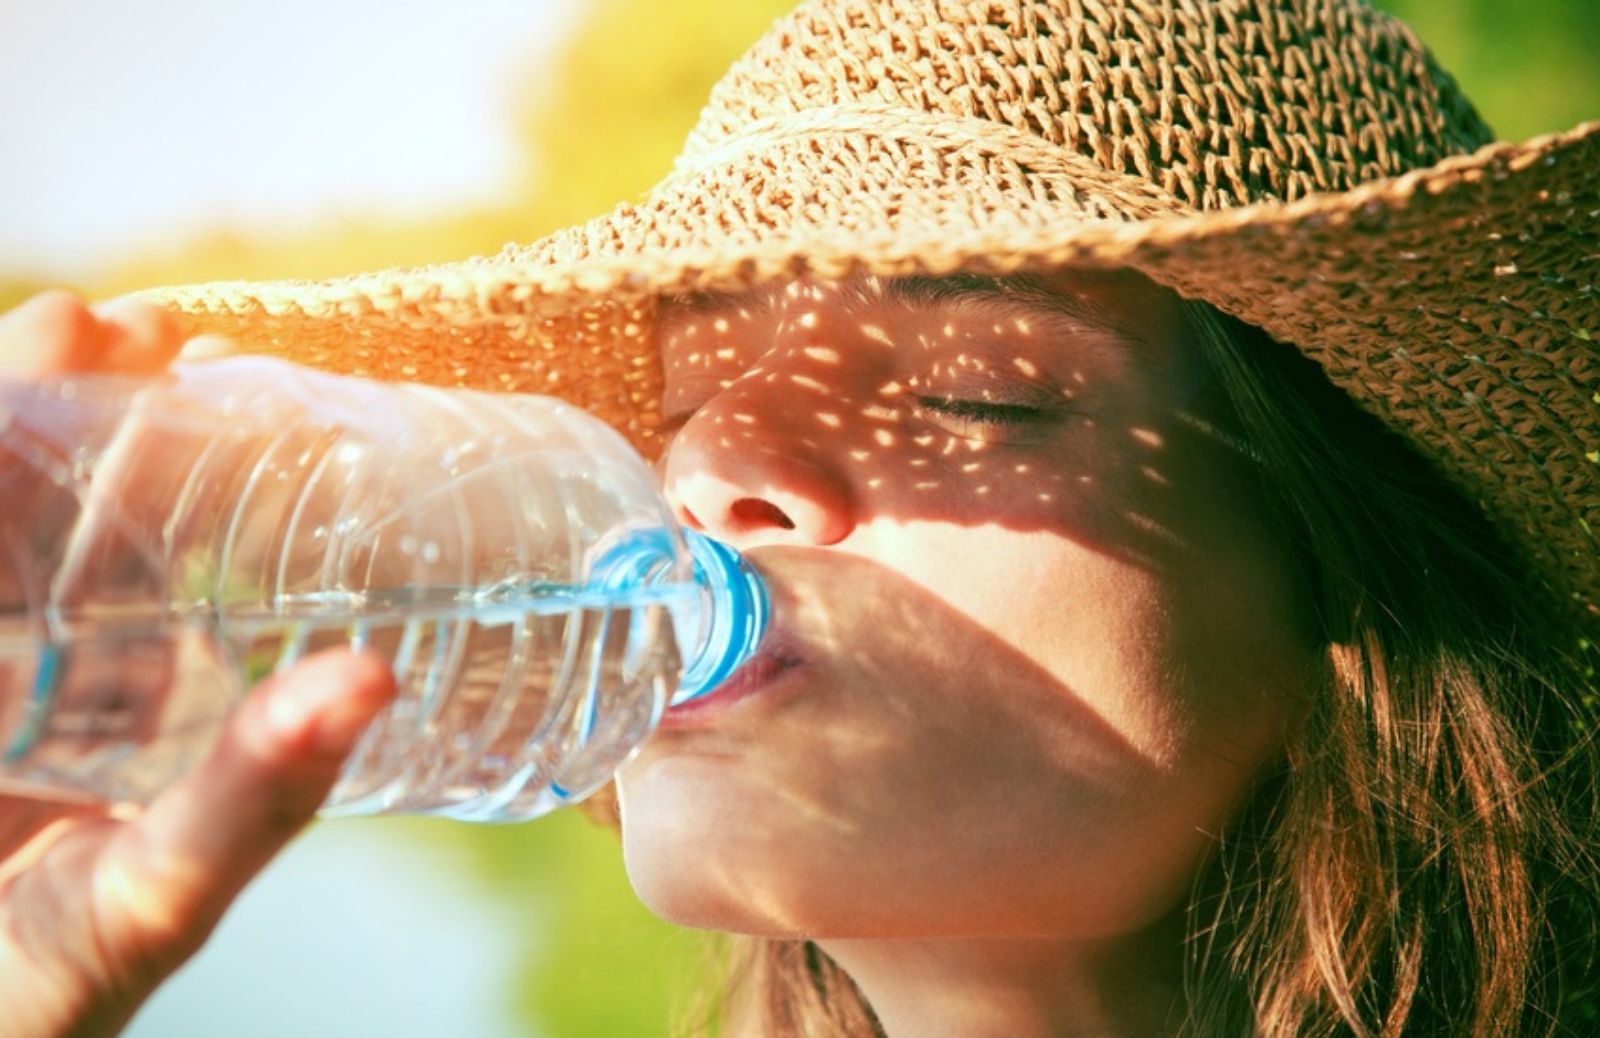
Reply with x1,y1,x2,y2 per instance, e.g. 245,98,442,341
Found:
0,0,576,278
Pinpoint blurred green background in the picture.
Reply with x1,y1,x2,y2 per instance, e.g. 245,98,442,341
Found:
4,1,1596,1035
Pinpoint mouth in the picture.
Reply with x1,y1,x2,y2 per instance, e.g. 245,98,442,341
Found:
661,634,806,729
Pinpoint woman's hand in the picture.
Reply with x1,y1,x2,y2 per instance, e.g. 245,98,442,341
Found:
0,293,397,1038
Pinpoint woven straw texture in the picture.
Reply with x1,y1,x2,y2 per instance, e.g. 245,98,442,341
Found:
143,0,1600,626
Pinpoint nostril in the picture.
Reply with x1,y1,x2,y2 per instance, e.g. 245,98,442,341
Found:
729,497,796,531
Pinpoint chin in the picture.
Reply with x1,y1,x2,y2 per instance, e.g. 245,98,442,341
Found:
619,826,810,937
618,795,776,933
616,773,837,937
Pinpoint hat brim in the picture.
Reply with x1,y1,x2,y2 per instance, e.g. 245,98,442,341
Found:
142,117,1600,621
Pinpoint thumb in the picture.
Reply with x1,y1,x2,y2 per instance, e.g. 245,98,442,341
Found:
96,648,395,970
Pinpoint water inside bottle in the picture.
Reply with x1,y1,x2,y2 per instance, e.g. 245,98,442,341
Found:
0,581,692,819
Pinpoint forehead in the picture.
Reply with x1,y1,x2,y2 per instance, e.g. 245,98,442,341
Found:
654,272,1181,385
659,273,1142,343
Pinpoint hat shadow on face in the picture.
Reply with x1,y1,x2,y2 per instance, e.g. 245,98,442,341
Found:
620,282,1317,942
653,273,1278,580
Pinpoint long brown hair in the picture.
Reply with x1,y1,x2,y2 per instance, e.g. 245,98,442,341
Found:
686,298,1600,1037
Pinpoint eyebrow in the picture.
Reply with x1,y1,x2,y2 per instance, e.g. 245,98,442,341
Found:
662,272,1142,345
874,273,1141,344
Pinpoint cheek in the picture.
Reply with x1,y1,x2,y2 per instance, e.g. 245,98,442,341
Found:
870,524,1199,763
617,671,1182,939
618,526,1302,941
858,516,1309,902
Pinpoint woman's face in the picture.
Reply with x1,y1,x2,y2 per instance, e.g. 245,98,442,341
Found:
615,271,1317,942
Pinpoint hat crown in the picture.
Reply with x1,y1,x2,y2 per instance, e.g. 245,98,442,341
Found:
683,0,1493,210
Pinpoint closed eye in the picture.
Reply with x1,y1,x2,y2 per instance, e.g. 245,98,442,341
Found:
912,396,1067,445
914,397,1050,426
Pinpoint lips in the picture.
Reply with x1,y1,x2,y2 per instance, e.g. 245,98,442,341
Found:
662,633,805,727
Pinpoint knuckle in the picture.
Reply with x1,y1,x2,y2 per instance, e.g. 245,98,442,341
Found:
113,298,184,342
14,289,95,339
24,288,90,317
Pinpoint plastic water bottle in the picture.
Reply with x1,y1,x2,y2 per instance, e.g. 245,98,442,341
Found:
0,357,767,822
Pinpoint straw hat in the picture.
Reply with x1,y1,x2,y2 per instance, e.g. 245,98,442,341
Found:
142,0,1599,625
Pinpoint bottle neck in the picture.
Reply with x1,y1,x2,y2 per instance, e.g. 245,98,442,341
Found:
675,530,768,702
588,528,768,704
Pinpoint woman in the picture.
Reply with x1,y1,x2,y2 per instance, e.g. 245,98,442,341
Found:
3,0,1597,1034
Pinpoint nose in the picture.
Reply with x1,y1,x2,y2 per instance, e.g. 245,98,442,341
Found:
660,387,855,549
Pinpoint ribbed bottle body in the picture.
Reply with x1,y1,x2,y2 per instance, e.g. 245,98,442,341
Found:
0,357,762,821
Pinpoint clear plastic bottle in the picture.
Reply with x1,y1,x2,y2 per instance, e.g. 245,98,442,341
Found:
0,356,767,821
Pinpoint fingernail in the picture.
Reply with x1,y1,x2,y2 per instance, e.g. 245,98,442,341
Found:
177,334,236,360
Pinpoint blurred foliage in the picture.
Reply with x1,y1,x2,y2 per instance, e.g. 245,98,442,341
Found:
3,0,1596,1035
503,0,799,235
89,208,537,301
384,811,714,1037
1370,0,1600,141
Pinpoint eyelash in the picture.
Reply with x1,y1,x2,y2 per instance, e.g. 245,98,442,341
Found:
660,398,1056,439
914,397,1050,426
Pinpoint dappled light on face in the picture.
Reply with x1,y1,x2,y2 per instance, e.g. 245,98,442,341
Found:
620,274,1314,949
858,323,894,346
652,274,1264,573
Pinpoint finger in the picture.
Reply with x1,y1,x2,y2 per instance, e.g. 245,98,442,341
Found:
0,290,101,378
94,649,395,964
89,298,189,376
